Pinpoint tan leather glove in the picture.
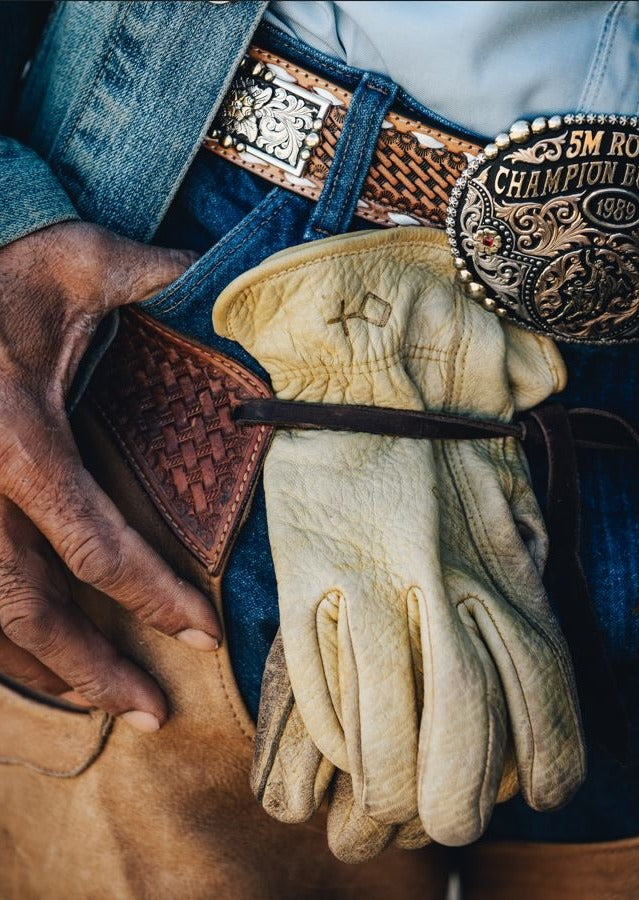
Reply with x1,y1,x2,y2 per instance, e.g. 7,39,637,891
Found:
251,630,430,863
214,227,585,846
251,629,518,863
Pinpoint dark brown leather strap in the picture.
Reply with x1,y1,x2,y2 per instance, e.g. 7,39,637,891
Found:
235,399,524,441
236,399,639,452
529,405,629,762
562,407,639,452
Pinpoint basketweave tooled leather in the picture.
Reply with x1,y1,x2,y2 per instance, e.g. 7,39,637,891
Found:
87,307,273,574
205,46,482,229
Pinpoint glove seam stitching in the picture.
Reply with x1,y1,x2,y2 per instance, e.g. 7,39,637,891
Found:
223,238,450,337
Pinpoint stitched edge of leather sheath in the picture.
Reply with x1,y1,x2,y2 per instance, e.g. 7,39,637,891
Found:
87,308,274,575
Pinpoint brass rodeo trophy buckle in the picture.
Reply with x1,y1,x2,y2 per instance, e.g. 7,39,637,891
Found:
447,115,639,343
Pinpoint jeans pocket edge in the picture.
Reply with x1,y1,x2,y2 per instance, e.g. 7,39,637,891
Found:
139,186,294,317
0,677,113,777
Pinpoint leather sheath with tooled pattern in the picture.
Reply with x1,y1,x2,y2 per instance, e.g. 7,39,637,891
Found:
204,46,482,229
87,308,273,574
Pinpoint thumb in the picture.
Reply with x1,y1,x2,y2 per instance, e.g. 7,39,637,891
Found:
102,236,198,308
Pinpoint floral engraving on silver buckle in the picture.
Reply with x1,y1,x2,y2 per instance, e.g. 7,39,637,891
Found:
207,56,331,177
447,114,639,344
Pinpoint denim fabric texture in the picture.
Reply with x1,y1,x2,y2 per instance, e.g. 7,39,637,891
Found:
150,24,639,844
0,1,268,246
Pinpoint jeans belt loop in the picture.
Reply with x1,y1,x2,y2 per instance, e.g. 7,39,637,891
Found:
304,72,398,241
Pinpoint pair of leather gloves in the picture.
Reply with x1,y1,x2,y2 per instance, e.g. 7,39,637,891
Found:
214,227,585,863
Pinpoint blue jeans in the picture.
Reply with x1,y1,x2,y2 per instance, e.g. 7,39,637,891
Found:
146,23,639,844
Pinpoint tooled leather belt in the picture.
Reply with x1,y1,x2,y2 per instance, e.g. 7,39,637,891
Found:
204,46,481,230
204,46,639,345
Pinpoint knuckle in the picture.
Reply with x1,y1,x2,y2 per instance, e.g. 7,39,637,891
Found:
131,590,180,628
0,548,26,584
67,670,117,710
64,530,126,591
39,464,91,523
0,597,59,657
0,440,37,503
5,456,70,517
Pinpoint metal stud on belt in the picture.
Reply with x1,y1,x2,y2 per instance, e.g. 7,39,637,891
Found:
207,55,331,177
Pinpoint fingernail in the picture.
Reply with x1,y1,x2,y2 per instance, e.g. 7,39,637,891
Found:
121,710,161,733
176,628,220,651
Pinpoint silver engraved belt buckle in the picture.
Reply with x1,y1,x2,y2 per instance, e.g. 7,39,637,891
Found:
207,56,331,177
447,114,639,344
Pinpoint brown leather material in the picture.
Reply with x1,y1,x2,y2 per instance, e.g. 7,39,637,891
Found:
88,307,273,575
557,407,639,452
0,678,112,778
235,398,524,440
460,835,639,900
205,46,482,229
236,398,639,453
0,313,450,899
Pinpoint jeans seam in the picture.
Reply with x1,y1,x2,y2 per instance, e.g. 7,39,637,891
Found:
578,1,624,110
52,5,133,175
333,124,372,223
144,192,290,315
318,82,365,223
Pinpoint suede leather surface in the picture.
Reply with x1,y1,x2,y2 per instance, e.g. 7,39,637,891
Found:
214,227,586,847
0,402,449,900
460,834,639,900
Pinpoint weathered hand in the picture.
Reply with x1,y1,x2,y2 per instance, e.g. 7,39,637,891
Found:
0,222,222,731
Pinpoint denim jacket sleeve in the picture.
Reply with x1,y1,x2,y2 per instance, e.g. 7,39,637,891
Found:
0,137,78,247
0,0,267,249
0,3,78,248
12,1,267,243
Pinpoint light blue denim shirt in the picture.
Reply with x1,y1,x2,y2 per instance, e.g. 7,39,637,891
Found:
266,1,639,135
0,0,636,250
